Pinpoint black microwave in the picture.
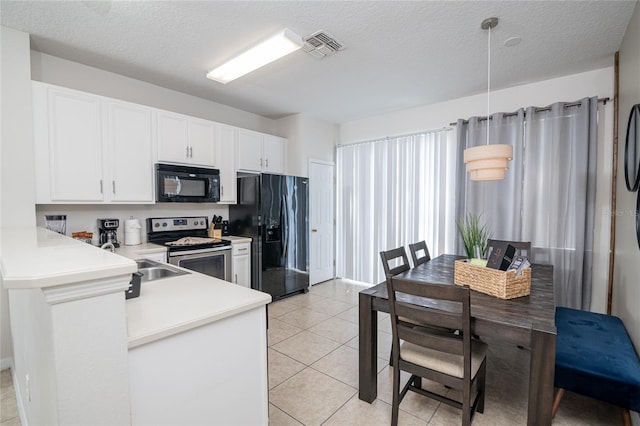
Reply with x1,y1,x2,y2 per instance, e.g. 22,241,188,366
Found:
156,163,220,203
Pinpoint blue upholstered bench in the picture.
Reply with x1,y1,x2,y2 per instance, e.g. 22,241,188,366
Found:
553,307,640,425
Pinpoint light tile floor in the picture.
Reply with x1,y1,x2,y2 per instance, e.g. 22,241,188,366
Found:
0,278,624,425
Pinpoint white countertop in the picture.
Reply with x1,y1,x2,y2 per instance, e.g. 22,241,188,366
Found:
126,269,271,348
0,227,136,288
115,242,166,259
224,235,252,244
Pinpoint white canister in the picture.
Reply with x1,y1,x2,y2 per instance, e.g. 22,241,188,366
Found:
124,218,142,246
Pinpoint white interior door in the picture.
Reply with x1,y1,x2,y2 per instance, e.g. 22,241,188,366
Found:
309,160,335,285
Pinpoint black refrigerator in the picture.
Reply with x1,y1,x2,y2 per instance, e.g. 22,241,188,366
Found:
228,174,309,301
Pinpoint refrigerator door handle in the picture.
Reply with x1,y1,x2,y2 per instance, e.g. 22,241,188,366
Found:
280,194,289,261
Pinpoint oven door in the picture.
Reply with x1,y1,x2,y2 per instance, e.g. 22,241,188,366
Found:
168,247,231,281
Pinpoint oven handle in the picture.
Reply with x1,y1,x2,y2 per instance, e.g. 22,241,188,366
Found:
168,246,231,257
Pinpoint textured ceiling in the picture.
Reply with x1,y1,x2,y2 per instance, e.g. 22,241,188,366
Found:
1,1,635,124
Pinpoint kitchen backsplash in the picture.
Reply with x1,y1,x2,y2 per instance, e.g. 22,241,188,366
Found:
36,204,229,243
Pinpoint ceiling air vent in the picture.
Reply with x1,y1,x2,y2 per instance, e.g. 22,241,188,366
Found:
303,31,344,59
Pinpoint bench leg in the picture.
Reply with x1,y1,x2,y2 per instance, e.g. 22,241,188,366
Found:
551,388,564,418
622,408,631,426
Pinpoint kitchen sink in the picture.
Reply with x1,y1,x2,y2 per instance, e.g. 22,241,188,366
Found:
135,259,189,282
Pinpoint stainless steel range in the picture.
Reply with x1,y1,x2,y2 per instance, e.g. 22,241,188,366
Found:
147,216,231,281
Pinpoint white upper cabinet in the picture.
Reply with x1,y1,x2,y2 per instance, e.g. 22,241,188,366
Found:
156,111,188,163
104,100,154,202
218,124,238,204
188,118,217,167
263,134,286,174
156,111,216,167
33,82,288,205
237,129,263,172
32,82,154,204
34,83,103,202
237,129,286,174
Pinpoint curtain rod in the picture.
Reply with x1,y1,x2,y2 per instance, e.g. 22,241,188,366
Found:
336,126,452,148
449,97,611,126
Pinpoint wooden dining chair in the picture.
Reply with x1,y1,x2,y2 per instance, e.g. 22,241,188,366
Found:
409,240,431,267
379,246,411,277
386,276,487,426
487,239,532,258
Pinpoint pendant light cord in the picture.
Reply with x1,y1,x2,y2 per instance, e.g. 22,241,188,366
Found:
486,24,491,146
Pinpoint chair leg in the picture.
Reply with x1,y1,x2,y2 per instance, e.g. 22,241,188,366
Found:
462,392,471,426
412,375,422,389
391,364,401,426
622,408,631,426
477,361,486,414
552,388,564,418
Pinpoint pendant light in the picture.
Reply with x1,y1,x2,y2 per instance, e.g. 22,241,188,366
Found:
463,17,513,181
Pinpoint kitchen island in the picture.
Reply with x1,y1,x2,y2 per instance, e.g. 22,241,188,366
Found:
126,268,271,425
1,227,271,426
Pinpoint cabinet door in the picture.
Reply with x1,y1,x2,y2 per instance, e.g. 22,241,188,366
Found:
105,101,154,202
218,125,237,203
48,87,104,201
263,135,286,174
188,118,216,167
237,129,263,172
157,111,188,163
233,254,251,288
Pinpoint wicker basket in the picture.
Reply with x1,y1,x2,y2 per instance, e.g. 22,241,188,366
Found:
454,259,531,299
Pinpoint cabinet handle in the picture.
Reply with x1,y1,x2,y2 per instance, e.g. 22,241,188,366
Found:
265,158,269,168
260,157,263,167
221,185,224,196
112,181,116,194
234,273,238,284
189,146,193,158
311,229,318,232
238,248,248,251
100,180,103,194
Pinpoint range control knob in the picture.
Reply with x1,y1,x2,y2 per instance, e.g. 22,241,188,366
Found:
200,221,205,226
154,223,160,228
162,222,167,227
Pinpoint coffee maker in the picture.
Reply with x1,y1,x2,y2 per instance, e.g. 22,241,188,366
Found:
98,218,120,247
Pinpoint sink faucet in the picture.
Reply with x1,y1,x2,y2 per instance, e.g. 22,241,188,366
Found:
101,242,115,252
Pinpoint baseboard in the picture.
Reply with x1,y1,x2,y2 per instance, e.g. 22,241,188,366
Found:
632,410,639,426
0,356,13,370
12,368,28,426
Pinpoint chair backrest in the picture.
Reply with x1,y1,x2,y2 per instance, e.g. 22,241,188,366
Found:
386,276,471,370
380,247,411,277
409,240,431,267
487,239,531,258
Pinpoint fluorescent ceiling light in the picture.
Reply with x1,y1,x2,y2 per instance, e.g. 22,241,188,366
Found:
207,28,303,84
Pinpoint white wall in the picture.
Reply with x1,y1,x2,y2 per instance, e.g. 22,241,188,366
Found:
613,3,640,353
276,113,338,177
1,26,37,367
36,204,229,245
339,67,615,314
31,52,277,135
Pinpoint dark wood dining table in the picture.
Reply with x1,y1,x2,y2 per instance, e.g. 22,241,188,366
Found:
359,254,556,426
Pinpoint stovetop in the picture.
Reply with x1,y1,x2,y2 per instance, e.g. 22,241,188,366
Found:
146,216,231,251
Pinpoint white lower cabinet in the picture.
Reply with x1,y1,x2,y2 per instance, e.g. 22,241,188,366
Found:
232,241,251,288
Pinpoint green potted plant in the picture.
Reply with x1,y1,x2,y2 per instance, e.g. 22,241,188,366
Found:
456,213,493,259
